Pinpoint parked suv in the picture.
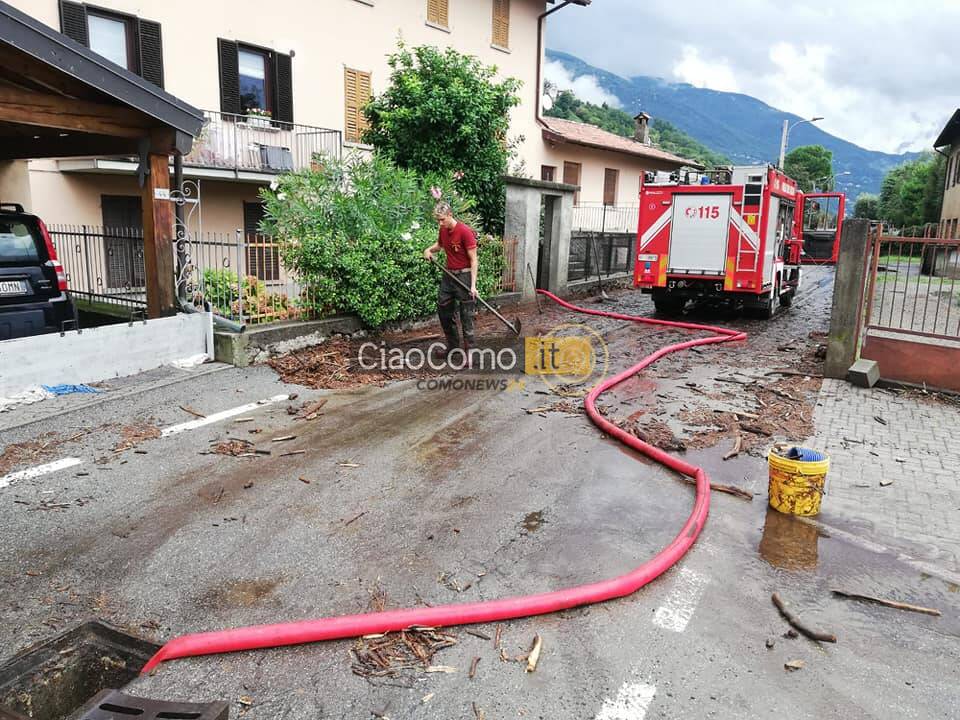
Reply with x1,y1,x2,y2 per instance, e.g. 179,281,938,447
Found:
0,203,75,341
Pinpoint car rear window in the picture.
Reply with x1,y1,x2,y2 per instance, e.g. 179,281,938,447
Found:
0,220,41,263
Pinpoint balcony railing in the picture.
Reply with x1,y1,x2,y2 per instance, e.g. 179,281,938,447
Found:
182,111,342,174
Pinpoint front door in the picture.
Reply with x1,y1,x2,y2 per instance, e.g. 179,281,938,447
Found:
101,195,144,290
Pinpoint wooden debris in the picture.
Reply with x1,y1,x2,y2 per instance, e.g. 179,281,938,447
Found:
351,628,457,682
469,656,481,679
494,625,503,649
723,433,742,461
676,474,752,501
873,415,887,425
298,476,311,484
298,398,328,420
424,665,457,673
784,659,805,671
338,462,361,468
472,701,485,720
772,592,837,643
831,589,941,616
525,634,542,673
766,370,822,378
421,694,434,704
233,417,255,423
465,629,491,641
179,405,206,418
740,424,772,437
238,696,254,707
272,435,296,442
344,511,367,527
280,450,306,457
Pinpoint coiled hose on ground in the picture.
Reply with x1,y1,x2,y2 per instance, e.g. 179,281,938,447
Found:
141,290,747,673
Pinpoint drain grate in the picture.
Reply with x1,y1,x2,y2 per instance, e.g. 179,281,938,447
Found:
0,621,159,719
76,689,228,719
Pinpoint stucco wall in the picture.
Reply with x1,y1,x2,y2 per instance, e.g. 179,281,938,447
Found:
941,146,960,237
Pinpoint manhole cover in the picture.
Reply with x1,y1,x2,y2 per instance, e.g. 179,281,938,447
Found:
0,621,158,719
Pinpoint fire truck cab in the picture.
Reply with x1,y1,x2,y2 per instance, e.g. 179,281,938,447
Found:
634,165,803,318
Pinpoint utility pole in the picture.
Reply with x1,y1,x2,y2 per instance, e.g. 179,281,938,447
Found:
778,116,824,169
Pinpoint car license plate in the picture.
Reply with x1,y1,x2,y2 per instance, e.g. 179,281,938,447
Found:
0,280,28,296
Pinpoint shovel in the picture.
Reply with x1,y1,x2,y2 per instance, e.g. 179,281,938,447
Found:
428,256,522,336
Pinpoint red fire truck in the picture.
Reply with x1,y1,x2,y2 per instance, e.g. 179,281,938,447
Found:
634,165,804,318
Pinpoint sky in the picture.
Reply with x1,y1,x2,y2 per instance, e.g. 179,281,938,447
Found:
546,0,959,154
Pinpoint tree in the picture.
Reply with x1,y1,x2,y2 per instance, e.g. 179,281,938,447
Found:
363,43,521,234
783,145,834,192
878,153,945,230
853,193,880,220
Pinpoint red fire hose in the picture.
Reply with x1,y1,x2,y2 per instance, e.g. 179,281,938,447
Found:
141,291,746,674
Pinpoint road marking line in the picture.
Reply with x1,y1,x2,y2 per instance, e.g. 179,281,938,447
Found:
652,567,709,633
595,681,657,720
0,457,83,489
161,394,290,437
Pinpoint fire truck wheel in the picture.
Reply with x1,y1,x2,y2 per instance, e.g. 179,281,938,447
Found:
780,290,795,308
653,295,685,316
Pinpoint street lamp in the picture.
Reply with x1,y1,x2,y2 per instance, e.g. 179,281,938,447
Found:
813,171,851,192
778,116,824,169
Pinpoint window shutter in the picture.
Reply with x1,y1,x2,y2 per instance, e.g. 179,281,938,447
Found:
492,0,510,48
59,0,88,46
217,38,240,115
273,52,294,123
603,168,618,206
563,162,581,205
344,68,371,143
428,0,448,27
137,19,164,88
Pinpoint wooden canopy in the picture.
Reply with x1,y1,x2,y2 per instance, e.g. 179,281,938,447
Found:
0,0,204,317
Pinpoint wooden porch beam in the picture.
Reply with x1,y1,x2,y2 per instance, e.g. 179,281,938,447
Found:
141,152,176,318
0,84,152,138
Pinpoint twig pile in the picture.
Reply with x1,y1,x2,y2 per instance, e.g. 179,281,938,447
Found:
351,628,458,684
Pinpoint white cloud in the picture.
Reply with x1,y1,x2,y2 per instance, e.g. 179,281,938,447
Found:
672,46,740,93
544,59,622,108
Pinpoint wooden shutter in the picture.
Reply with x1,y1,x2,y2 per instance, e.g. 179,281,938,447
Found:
137,19,164,88
59,0,88,45
244,201,278,281
563,161,581,205
603,168,619,206
218,38,240,115
427,0,449,27
274,52,294,123
492,0,510,48
344,68,371,143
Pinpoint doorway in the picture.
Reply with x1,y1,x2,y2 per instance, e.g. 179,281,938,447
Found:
100,195,144,290
536,195,558,289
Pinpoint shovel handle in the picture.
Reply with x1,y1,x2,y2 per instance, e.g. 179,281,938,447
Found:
428,256,521,336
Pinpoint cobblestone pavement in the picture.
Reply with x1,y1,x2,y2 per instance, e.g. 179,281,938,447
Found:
811,379,960,575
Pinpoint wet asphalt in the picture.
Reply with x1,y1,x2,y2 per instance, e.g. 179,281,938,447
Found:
1,267,958,719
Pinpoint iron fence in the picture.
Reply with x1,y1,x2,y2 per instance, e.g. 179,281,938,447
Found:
572,203,639,234
182,110,341,174
568,232,635,283
865,235,960,339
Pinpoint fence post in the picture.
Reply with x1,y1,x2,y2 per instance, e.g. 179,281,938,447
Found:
236,228,245,323
825,218,872,379
82,225,93,295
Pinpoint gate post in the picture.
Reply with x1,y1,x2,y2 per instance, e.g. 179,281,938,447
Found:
825,218,871,379
141,152,176,318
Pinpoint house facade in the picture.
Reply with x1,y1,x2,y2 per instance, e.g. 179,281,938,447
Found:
935,109,960,239
3,0,554,237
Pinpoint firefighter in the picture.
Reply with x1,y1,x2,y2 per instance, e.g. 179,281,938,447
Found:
423,201,479,358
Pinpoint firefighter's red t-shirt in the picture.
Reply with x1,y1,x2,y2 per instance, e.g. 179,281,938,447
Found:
439,222,477,271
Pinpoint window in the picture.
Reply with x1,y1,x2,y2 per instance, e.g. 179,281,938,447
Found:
541,165,556,182
244,201,279,281
0,221,41,263
59,1,164,87
238,48,271,116
427,0,449,28
955,152,960,186
563,161,582,205
492,0,510,48
218,39,294,123
603,168,619,206
344,68,372,144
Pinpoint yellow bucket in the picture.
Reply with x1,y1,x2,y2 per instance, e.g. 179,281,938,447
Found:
767,446,830,517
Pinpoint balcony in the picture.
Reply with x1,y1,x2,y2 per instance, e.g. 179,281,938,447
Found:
58,110,342,183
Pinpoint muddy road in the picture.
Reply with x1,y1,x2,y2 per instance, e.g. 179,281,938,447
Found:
1,267,957,719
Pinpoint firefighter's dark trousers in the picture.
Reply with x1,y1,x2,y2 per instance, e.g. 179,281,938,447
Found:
437,269,476,350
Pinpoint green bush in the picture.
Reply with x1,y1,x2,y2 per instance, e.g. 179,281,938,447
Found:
259,154,505,328
202,268,243,316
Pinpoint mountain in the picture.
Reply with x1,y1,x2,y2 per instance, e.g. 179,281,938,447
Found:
546,50,921,197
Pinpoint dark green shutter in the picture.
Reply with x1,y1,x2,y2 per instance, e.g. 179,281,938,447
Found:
137,19,164,88
218,38,240,115
59,0,88,46
274,52,293,124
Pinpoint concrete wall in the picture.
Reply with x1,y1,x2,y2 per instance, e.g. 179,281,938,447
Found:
0,161,32,210
941,145,960,236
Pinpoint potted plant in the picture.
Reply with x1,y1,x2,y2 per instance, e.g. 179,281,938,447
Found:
245,107,272,129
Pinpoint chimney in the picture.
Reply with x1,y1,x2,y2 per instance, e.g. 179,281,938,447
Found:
634,112,651,145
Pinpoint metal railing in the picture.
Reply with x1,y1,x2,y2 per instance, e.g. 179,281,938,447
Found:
49,225,148,314
568,232,634,283
182,110,342,174
572,203,640,234
865,234,960,339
